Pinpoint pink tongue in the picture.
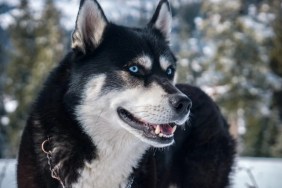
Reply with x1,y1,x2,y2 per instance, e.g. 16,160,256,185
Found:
160,124,173,135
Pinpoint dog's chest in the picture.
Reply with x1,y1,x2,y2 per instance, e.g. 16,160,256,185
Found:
71,139,148,188
72,159,129,188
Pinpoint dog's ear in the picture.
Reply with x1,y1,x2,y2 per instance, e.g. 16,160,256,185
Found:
148,0,172,42
71,0,108,54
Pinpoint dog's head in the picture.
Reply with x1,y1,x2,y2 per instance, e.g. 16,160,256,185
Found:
69,0,192,147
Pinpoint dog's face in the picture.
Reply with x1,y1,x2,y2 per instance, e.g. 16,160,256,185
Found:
68,0,192,147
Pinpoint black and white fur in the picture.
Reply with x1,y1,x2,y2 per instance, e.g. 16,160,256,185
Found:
17,0,235,188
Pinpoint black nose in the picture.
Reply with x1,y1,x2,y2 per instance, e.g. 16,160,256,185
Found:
169,94,192,114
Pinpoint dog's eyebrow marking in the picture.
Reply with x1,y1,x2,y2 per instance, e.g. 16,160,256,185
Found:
160,56,172,71
133,55,152,70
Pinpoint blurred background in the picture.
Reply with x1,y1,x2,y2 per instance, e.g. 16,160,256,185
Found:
0,0,281,187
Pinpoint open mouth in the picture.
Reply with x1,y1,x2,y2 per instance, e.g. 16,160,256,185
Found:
117,107,177,145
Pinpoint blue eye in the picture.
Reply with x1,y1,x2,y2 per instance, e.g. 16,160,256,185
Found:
129,65,139,73
166,67,174,76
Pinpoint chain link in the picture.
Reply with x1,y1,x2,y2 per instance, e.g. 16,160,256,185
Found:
41,137,66,188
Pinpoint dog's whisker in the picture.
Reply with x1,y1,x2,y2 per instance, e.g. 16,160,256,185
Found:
131,105,154,109
129,110,148,114
94,109,105,125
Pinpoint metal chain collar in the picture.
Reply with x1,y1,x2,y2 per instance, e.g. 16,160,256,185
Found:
42,137,135,188
41,137,66,188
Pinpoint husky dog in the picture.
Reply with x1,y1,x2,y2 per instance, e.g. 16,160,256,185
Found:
17,0,235,188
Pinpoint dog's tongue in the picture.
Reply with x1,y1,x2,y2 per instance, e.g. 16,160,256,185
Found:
161,124,173,135
154,124,176,135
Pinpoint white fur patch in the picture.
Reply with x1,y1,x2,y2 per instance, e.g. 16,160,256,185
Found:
74,74,149,187
73,71,189,187
133,55,152,71
72,127,148,188
160,56,171,71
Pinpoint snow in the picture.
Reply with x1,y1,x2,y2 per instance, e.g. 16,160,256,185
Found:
239,16,274,42
0,159,17,188
233,157,282,188
1,157,282,188
179,58,189,67
0,116,9,126
3,98,18,113
0,13,13,29
201,85,231,97
0,0,17,6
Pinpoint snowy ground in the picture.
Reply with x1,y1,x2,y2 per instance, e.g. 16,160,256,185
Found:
0,157,281,188
232,157,282,188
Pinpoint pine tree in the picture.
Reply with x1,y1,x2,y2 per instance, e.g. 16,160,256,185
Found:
270,0,282,157
26,0,65,102
270,0,282,119
0,36,6,158
6,0,38,157
6,0,65,157
0,2,16,158
174,1,202,84
176,0,281,157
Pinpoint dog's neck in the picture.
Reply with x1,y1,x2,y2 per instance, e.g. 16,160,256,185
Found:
72,120,149,188
93,124,149,159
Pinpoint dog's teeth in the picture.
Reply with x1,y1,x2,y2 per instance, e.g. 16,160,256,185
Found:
155,125,161,135
172,125,177,133
159,133,164,137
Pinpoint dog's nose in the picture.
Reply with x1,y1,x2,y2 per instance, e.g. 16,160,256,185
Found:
169,94,192,114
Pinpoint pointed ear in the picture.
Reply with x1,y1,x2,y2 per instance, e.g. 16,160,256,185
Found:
71,0,108,54
148,0,172,42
